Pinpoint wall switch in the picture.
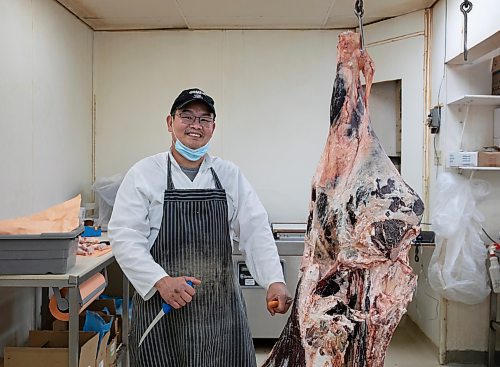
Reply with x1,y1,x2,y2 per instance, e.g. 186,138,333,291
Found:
427,106,441,134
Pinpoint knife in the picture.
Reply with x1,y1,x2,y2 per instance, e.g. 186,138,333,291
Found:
138,280,193,347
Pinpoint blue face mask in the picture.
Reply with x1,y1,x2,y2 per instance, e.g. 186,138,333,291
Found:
174,138,210,161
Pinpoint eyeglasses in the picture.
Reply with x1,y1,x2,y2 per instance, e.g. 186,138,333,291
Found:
175,112,214,128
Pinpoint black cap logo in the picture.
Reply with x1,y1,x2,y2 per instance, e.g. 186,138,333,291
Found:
171,88,216,117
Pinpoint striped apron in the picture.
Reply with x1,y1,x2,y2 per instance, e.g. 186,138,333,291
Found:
130,157,256,367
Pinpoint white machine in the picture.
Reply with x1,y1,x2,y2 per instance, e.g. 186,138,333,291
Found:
232,223,305,338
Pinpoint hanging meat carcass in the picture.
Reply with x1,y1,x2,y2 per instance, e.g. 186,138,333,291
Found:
262,31,424,367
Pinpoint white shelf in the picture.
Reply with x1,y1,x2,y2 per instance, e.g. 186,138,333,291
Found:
458,166,500,171
448,95,500,106
447,31,500,65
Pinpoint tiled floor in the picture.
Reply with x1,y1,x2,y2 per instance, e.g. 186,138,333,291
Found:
254,316,441,366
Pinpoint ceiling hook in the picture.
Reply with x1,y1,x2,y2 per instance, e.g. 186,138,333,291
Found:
460,0,473,61
354,0,365,51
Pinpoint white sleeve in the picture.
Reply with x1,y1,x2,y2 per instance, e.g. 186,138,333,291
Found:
108,165,167,300
232,169,285,289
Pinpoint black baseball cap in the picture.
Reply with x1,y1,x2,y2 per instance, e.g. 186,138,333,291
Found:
170,88,216,117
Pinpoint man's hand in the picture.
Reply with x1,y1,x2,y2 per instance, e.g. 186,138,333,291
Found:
154,276,202,309
266,282,292,316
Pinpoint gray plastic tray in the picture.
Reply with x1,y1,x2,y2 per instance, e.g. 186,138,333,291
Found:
0,226,83,275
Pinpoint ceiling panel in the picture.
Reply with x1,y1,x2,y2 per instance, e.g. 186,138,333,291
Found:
55,0,437,30
323,0,435,28
178,0,334,18
328,0,435,16
186,16,329,29
56,0,187,29
86,17,187,31
325,16,386,29
364,0,435,16
57,0,180,17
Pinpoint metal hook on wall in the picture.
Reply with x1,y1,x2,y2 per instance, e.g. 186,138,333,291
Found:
460,0,473,61
354,0,365,51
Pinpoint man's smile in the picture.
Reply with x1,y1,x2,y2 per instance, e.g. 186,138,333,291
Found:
186,131,202,138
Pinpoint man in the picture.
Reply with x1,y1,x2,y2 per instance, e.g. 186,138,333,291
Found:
109,88,292,367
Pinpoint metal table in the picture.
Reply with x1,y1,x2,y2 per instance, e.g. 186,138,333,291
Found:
0,252,130,367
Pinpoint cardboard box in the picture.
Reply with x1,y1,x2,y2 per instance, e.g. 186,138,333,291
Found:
495,108,500,140
478,151,500,167
448,151,478,167
97,316,117,367
493,55,500,74
95,332,109,367
105,335,118,367
88,299,122,347
4,331,98,367
87,299,117,318
52,314,85,331
52,311,115,367
493,71,500,96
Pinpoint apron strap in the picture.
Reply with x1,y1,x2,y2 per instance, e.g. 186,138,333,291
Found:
166,155,175,190
210,167,223,190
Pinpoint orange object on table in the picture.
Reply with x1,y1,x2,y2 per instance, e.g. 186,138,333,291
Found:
268,299,293,309
49,272,107,321
0,195,81,235
268,300,279,309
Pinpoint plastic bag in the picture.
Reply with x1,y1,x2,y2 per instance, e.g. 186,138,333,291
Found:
92,173,124,229
83,310,113,346
428,172,491,305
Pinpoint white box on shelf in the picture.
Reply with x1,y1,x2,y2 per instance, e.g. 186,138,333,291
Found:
448,152,478,167
494,107,500,140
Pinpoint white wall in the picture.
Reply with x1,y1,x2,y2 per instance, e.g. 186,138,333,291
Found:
0,0,93,356
94,16,426,224
363,12,426,198
94,29,339,222
0,0,94,219
370,80,401,158
445,0,500,63
429,0,500,358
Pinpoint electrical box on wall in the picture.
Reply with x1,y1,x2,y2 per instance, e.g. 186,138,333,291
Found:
427,106,441,134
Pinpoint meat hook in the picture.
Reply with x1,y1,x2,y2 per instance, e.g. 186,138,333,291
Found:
460,0,473,61
354,0,365,51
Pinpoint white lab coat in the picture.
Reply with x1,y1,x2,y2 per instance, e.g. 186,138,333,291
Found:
109,151,285,300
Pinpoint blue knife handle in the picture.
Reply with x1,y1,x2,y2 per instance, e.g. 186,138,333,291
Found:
162,302,173,314
161,280,193,314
